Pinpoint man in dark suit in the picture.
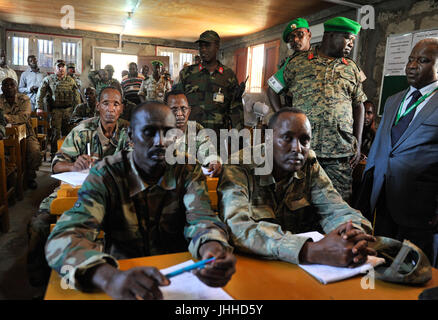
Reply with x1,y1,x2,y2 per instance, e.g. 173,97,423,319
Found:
358,38,438,263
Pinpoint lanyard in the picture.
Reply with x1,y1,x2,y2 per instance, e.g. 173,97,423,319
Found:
395,86,438,125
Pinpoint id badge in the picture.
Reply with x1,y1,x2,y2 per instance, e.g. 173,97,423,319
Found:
213,88,225,103
268,74,286,94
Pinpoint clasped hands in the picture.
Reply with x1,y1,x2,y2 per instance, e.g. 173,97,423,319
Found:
300,220,377,267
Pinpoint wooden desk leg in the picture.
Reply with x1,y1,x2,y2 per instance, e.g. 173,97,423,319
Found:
21,138,27,191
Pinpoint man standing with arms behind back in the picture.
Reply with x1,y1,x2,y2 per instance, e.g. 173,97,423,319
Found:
19,55,46,111
268,18,312,111
358,39,438,265
274,17,367,203
36,59,80,160
178,30,244,138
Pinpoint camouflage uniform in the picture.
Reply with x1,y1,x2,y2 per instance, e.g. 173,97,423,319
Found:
173,121,221,167
282,47,367,201
88,71,122,97
36,74,81,157
138,76,170,102
28,116,130,287
120,99,136,122
0,93,41,180
178,62,244,134
45,150,231,291
70,102,96,125
217,145,372,265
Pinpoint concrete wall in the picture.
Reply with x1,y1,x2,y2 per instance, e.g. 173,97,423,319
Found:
219,0,438,111
1,22,197,88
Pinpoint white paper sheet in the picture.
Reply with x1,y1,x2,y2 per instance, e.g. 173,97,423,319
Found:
160,260,234,300
51,169,89,186
297,231,385,284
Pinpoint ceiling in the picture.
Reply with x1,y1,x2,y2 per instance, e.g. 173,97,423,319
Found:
0,0,347,42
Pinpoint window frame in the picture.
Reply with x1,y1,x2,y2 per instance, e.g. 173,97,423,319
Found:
6,30,82,74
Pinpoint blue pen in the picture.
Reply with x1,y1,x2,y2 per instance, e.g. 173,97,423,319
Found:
165,257,216,278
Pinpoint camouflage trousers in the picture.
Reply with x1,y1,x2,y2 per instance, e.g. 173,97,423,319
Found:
26,135,42,180
318,157,353,204
50,107,73,156
38,186,59,213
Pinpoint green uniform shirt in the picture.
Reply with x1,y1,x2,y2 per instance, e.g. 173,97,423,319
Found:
178,62,244,132
36,74,80,111
46,150,231,291
52,116,130,172
70,102,96,125
282,48,367,158
217,145,372,265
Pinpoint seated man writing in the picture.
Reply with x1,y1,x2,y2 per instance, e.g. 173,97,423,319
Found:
45,102,236,299
27,86,131,287
165,87,222,177
218,108,376,267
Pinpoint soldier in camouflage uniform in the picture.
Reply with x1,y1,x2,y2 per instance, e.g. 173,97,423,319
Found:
178,30,244,138
269,17,367,203
45,102,236,299
70,87,97,125
67,62,85,103
165,88,222,176
218,108,375,266
36,59,81,160
88,67,122,98
138,60,170,103
0,78,41,189
267,18,312,111
27,86,130,288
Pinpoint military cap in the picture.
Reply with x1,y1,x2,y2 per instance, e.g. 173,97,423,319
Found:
151,60,164,67
195,30,220,43
66,62,76,69
282,18,309,42
54,59,66,67
324,17,361,35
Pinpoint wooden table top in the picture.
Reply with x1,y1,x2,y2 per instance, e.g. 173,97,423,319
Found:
44,251,438,300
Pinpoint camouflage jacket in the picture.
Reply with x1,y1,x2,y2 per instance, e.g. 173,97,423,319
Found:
0,93,35,138
36,74,80,111
173,121,221,166
52,116,130,172
178,61,244,132
138,75,171,102
88,71,122,97
0,108,5,138
70,102,96,124
217,145,372,264
46,150,231,291
283,47,367,158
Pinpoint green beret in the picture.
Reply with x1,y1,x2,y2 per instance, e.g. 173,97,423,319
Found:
282,18,309,42
324,17,361,35
151,60,164,66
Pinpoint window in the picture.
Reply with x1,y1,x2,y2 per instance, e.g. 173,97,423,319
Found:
246,44,265,93
37,39,54,68
11,36,29,66
62,41,77,66
156,46,198,80
100,52,138,82
6,30,82,72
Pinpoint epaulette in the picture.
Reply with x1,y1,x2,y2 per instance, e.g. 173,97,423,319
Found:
344,57,367,82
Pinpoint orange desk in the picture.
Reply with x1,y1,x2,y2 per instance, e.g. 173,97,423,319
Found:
44,251,438,300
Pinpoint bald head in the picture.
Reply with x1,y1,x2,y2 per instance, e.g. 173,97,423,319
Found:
406,38,438,89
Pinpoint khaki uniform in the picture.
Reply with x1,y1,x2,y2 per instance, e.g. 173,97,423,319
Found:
36,74,80,157
0,108,5,138
0,93,41,180
282,47,367,201
178,62,244,135
45,150,231,291
217,145,372,264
